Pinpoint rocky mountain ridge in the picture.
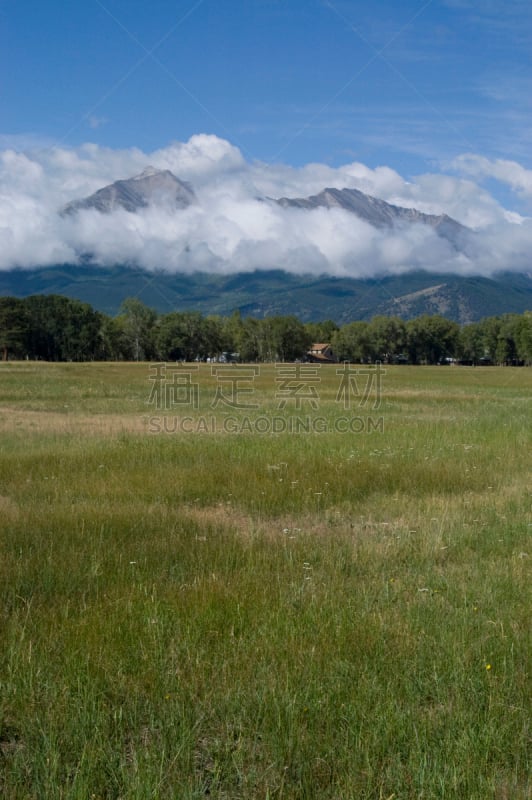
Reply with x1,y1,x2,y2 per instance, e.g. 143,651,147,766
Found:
61,167,196,215
61,169,470,251
276,187,472,249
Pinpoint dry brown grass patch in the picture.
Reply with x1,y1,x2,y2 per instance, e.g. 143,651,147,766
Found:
0,406,148,436
0,494,20,521
181,503,398,542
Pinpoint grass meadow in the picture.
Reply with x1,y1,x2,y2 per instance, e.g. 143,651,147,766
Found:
0,361,530,799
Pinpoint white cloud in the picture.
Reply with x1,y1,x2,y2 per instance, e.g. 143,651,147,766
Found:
151,135,246,185
0,134,531,277
452,154,532,198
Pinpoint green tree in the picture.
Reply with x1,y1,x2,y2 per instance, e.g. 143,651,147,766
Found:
118,298,158,361
458,322,485,363
221,310,244,357
0,297,28,360
514,312,532,364
270,316,312,361
332,321,371,362
495,314,520,365
233,316,311,362
99,315,132,360
238,317,273,362
304,320,339,344
157,311,224,361
24,295,102,361
406,315,460,364
478,316,501,363
366,316,407,362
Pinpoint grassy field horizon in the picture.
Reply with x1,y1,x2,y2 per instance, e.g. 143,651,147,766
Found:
1,361,530,798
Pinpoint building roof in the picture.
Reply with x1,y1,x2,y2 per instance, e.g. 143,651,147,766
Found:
307,343,337,363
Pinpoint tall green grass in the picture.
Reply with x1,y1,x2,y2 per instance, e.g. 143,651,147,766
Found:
0,363,530,798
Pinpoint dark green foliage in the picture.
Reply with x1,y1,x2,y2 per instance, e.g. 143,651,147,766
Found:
1,292,532,364
157,311,225,361
304,319,339,343
24,294,103,361
331,321,371,362
458,313,532,365
116,297,159,361
406,315,460,364
366,315,407,361
0,297,29,360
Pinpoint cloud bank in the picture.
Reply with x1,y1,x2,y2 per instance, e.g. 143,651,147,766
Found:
1,134,531,277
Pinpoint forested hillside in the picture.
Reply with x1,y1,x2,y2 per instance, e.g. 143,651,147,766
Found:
1,266,532,323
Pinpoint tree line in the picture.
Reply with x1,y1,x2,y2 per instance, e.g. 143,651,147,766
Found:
1,294,531,365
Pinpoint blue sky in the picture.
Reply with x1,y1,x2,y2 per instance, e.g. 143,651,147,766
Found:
2,0,531,180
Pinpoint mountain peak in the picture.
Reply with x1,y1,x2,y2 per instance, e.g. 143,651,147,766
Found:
135,166,164,179
62,168,196,216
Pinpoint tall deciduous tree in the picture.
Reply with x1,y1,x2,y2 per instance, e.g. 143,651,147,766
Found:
366,316,407,362
458,322,485,363
157,311,225,361
332,322,371,362
0,297,28,360
24,295,102,361
514,312,532,364
406,315,460,364
270,316,312,362
304,320,339,344
118,298,158,361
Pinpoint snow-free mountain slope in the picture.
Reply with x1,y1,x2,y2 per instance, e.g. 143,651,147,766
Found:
276,187,471,250
2,264,531,323
62,167,196,215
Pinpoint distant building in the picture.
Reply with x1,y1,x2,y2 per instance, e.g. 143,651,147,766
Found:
306,343,337,363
